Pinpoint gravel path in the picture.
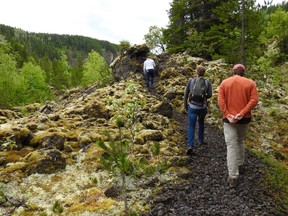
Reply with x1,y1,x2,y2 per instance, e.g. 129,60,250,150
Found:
141,110,287,216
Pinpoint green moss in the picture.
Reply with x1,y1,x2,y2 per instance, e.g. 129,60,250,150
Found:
249,148,288,213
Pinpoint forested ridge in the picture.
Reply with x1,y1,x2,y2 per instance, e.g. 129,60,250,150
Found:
0,24,119,67
0,24,119,108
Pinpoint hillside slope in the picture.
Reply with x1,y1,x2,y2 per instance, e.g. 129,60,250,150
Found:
0,45,287,215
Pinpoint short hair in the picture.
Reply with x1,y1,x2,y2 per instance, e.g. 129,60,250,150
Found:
197,66,206,76
232,64,245,76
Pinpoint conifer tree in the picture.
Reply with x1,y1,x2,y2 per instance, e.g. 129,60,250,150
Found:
52,53,71,90
39,53,53,85
97,116,132,216
70,54,84,87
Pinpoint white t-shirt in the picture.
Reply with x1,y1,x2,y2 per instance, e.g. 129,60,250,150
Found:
143,58,156,72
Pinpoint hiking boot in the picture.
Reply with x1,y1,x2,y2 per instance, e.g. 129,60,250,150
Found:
227,176,238,188
199,142,208,145
186,147,193,155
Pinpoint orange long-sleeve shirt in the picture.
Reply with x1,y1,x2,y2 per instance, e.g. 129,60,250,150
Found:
218,75,259,119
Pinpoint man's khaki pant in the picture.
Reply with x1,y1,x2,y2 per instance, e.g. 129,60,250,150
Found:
223,122,249,178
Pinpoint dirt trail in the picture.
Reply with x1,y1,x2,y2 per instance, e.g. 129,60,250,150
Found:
142,110,287,215
141,77,287,215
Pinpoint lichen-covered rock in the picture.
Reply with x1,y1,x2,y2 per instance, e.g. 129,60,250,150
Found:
0,124,33,150
30,131,66,150
152,101,173,119
136,129,164,144
0,109,20,120
24,149,66,174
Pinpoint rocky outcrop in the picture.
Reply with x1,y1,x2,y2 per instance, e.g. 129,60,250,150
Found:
111,44,151,80
24,149,66,174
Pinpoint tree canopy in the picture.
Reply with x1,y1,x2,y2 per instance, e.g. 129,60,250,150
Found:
159,0,288,64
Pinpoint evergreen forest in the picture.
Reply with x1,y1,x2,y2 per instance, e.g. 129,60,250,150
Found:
162,0,288,65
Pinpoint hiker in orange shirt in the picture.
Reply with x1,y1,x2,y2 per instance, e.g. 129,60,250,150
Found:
218,64,259,187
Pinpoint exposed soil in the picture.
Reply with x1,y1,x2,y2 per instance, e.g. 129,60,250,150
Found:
141,108,288,216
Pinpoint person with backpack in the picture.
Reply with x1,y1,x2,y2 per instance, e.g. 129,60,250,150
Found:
218,64,258,187
183,66,213,155
143,55,156,92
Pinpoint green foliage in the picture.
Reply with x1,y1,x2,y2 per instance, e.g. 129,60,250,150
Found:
265,8,288,40
1,136,17,151
51,200,64,213
116,115,125,128
184,28,214,58
20,62,53,104
0,39,22,108
39,53,53,85
1,24,119,107
98,138,132,176
90,177,98,185
209,0,263,63
52,53,71,90
0,24,119,66
82,50,112,87
123,82,146,147
143,164,158,176
158,160,169,174
144,25,166,54
0,41,52,107
151,142,160,157
119,40,131,54
150,142,168,175
97,117,133,215
163,0,286,65
252,150,288,213
70,54,84,87
98,116,132,177
162,0,190,52
268,108,277,117
262,8,288,62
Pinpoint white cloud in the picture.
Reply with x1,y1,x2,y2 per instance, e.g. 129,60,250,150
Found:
2,0,284,45
0,0,172,44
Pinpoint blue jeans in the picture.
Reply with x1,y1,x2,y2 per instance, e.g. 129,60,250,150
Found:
188,106,207,147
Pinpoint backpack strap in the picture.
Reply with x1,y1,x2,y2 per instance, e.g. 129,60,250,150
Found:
204,79,208,94
189,78,195,92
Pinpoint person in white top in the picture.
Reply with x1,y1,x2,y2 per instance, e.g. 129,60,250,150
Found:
143,56,156,91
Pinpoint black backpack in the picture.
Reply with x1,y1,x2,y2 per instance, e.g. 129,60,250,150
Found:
189,77,208,103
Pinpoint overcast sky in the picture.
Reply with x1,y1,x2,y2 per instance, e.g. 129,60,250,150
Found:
0,0,285,45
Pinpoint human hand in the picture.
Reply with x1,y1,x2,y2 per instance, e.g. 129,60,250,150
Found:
227,114,236,123
183,109,188,114
235,113,243,121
